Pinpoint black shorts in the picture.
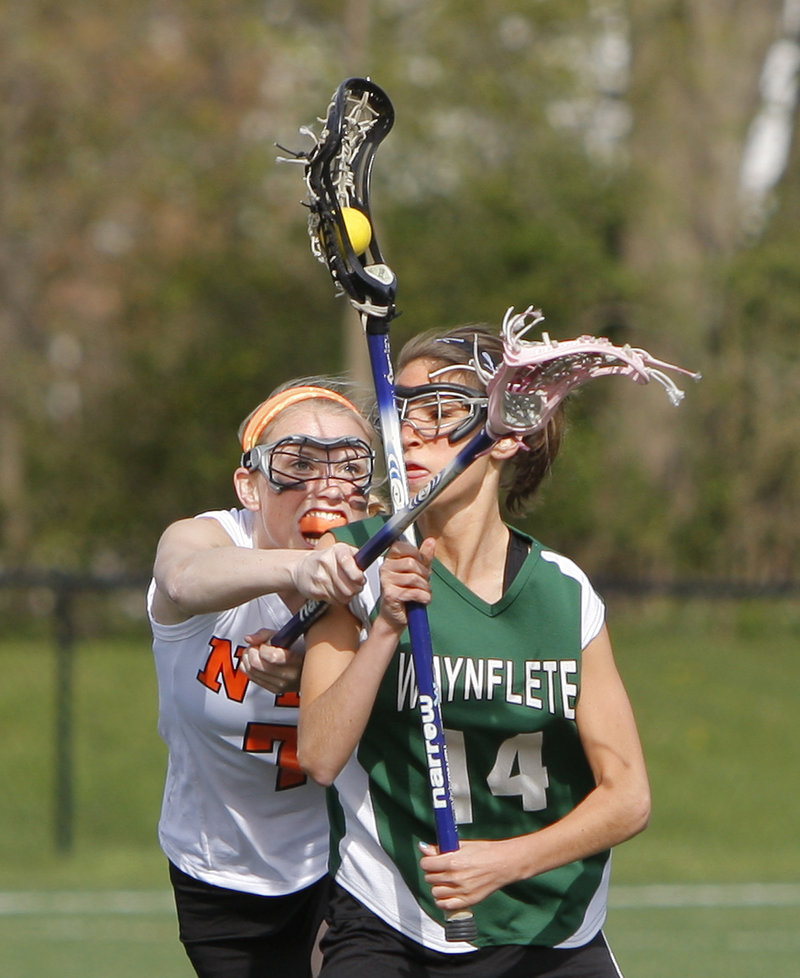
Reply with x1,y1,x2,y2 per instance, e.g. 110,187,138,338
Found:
319,883,623,978
168,861,329,978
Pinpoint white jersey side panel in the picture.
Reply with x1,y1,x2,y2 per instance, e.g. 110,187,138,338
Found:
334,754,476,953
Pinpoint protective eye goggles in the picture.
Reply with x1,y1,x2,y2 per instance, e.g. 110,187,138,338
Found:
394,383,488,444
241,436,375,493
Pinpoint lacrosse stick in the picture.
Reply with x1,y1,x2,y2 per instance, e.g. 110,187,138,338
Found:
276,78,475,941
274,303,700,633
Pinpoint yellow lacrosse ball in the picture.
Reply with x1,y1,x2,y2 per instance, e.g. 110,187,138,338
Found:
339,207,372,255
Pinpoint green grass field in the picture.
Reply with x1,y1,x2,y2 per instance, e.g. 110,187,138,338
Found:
1,596,798,975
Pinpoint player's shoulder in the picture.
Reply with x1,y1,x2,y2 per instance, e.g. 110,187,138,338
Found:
509,526,594,588
192,507,256,547
538,547,593,588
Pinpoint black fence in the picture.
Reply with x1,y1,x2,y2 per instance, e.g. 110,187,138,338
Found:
1,568,797,852
0,570,150,853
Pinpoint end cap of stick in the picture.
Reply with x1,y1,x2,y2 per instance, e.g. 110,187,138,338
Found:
444,910,478,942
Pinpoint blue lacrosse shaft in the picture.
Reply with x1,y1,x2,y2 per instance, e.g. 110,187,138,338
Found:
365,330,460,853
270,425,494,648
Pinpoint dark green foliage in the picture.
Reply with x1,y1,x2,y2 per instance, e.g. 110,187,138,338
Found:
0,0,797,581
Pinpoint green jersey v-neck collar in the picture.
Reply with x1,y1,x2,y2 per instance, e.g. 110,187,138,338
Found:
429,527,540,617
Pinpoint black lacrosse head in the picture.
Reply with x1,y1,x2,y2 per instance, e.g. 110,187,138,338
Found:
302,78,398,320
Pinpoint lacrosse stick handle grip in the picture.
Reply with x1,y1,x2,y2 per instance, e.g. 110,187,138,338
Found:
444,911,478,942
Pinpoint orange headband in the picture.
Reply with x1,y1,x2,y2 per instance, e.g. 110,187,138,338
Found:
240,386,363,451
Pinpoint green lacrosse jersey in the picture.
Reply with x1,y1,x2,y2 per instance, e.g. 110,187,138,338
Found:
328,516,609,954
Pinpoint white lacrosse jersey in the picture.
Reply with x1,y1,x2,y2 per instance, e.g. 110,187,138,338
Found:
147,507,328,896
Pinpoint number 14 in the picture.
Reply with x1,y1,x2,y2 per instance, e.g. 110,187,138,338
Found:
444,730,549,824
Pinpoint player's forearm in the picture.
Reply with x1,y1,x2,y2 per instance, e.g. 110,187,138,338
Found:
424,776,650,912
509,774,651,882
158,547,304,614
299,616,401,785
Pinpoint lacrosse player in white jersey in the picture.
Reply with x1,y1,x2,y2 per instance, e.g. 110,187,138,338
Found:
148,379,380,978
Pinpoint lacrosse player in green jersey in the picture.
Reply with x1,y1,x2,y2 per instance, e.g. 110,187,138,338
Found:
293,325,651,978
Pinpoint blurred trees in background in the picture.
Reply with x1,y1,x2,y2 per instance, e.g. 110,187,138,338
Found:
1,0,798,583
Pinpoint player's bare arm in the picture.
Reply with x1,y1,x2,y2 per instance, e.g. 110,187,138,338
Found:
151,517,364,625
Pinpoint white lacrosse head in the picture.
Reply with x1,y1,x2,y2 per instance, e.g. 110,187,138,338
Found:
475,306,702,441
